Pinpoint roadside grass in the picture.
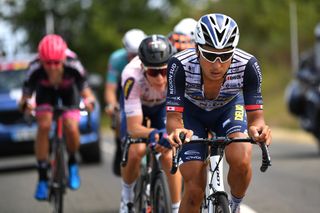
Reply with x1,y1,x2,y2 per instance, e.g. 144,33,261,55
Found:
262,63,300,129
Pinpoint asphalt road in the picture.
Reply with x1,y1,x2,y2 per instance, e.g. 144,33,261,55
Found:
0,129,319,213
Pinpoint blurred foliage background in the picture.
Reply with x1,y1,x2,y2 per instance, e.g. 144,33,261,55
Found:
1,0,320,129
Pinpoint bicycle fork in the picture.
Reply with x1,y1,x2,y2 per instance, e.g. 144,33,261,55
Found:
206,148,226,210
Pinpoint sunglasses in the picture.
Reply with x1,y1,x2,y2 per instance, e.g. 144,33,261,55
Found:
144,66,167,77
198,46,234,63
43,60,63,66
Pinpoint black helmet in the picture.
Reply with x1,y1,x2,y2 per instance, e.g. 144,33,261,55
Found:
138,34,176,67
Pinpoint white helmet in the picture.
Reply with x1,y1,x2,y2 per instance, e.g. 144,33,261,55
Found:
194,13,239,49
314,23,320,39
173,18,197,38
122,29,147,54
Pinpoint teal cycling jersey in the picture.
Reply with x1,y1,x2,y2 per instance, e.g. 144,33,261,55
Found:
106,48,129,84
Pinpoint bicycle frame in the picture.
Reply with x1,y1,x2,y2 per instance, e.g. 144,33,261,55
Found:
171,136,272,213
49,106,68,213
121,136,172,213
204,146,227,211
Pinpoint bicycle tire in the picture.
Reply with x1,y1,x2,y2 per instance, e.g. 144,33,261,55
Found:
51,139,66,213
134,172,152,213
152,171,172,213
211,193,230,213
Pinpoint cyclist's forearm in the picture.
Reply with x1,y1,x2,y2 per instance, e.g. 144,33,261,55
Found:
104,83,117,105
127,115,154,139
81,87,95,101
166,112,184,134
20,94,32,102
247,110,266,128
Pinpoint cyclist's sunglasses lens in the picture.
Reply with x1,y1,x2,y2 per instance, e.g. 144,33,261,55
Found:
199,47,234,63
145,68,167,77
44,60,63,65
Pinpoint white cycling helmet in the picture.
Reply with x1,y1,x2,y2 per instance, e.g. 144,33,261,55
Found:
194,13,239,49
122,29,147,54
173,18,197,38
314,23,320,39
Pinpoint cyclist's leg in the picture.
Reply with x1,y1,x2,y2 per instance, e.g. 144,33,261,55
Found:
34,110,53,200
34,88,54,200
147,104,182,209
119,95,146,210
61,88,81,190
214,96,252,212
179,149,207,213
63,111,81,153
178,100,212,212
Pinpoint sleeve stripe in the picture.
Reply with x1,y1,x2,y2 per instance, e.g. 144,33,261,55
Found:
166,106,184,112
245,105,263,110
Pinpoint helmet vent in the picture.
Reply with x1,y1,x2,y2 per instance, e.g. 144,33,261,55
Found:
215,28,226,43
201,23,213,46
209,16,216,25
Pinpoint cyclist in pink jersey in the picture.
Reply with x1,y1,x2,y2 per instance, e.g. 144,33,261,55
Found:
19,34,95,201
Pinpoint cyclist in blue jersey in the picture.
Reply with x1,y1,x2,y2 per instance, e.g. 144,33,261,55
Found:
167,17,197,52
166,13,272,213
19,34,95,200
104,29,146,176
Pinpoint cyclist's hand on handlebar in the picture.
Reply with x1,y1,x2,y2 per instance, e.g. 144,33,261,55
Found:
168,128,193,147
249,125,272,146
18,99,33,115
104,103,119,117
148,129,170,153
84,97,95,112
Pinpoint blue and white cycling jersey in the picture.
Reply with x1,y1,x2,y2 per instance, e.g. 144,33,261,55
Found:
166,48,263,112
166,48,264,163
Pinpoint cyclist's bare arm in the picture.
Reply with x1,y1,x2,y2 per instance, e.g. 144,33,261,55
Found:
19,94,33,112
166,111,193,147
104,82,118,113
247,110,272,145
126,114,155,139
81,87,96,111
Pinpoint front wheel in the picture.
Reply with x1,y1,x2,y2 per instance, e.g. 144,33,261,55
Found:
134,173,149,212
152,172,172,213
212,193,230,213
51,188,64,213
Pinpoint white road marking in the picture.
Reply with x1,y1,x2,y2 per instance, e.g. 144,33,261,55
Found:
241,204,258,213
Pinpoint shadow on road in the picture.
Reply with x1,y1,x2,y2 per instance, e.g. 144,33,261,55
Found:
0,163,36,174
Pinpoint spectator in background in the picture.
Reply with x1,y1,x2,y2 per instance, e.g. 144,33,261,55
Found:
298,23,320,76
104,29,146,176
286,22,320,140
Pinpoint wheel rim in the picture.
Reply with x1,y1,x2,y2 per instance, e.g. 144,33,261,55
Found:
154,184,167,213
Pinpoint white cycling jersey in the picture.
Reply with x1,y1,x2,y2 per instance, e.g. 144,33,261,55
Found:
121,56,166,117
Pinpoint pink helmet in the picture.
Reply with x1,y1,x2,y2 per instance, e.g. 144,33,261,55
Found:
38,34,67,61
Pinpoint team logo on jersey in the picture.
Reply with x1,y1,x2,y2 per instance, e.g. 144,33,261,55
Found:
123,77,135,100
234,104,244,121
